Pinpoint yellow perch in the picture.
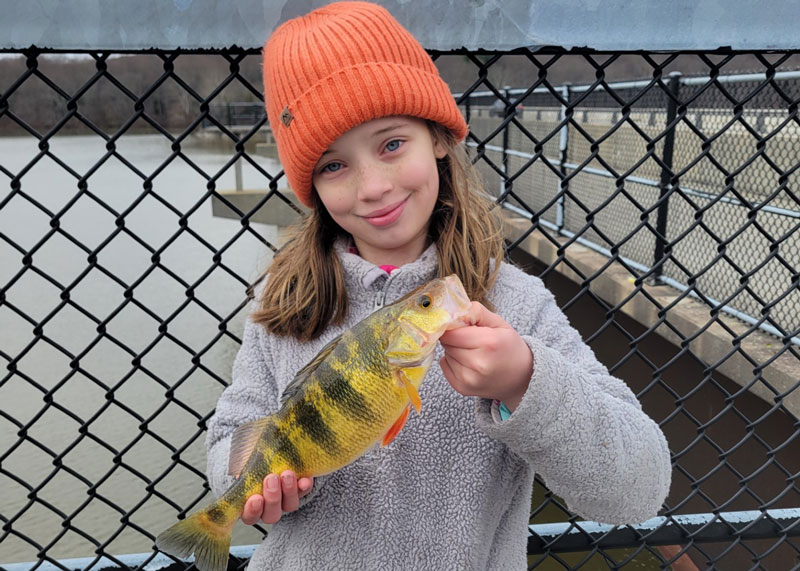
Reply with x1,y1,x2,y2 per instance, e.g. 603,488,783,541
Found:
156,274,472,571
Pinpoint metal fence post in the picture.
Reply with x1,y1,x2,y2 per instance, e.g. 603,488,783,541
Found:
503,86,511,180
556,84,571,232
464,92,471,124
652,72,681,282
235,158,243,191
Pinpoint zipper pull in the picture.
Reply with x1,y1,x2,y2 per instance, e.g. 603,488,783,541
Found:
374,290,386,310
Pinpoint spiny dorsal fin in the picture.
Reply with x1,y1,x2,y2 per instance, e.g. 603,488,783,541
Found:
280,332,343,406
228,418,273,477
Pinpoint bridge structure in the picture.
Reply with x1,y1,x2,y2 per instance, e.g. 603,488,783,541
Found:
2,1,799,569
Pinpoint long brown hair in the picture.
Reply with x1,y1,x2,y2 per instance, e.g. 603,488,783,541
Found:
251,121,504,341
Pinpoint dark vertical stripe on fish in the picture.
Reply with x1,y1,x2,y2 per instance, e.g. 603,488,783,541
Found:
206,505,228,525
273,427,305,473
318,366,375,422
292,399,340,454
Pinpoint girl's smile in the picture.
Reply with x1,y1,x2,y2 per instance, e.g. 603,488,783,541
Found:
361,196,409,227
312,116,446,267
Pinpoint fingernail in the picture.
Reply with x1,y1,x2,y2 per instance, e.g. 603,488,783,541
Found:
282,473,295,486
266,474,279,491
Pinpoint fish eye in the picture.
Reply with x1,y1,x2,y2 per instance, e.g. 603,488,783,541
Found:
418,295,432,308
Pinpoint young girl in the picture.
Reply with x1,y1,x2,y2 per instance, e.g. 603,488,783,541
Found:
205,2,671,569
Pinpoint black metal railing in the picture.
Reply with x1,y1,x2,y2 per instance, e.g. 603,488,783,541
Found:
1,48,799,570
460,66,800,345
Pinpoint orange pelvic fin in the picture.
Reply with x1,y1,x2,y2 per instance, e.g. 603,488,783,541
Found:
382,405,411,447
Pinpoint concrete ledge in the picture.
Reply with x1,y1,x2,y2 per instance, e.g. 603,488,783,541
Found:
211,189,308,226
504,215,799,420
207,195,798,418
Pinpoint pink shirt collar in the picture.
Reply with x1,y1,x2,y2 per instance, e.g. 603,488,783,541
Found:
348,244,398,286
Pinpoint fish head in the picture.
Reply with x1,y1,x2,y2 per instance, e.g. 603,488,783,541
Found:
384,274,472,367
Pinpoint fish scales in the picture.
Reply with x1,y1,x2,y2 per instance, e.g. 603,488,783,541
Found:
155,275,472,571
288,321,402,474
213,316,408,498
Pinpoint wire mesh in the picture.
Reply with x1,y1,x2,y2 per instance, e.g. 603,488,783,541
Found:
1,48,799,570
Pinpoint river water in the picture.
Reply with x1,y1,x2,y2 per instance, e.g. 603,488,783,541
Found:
0,134,283,563
3,133,798,569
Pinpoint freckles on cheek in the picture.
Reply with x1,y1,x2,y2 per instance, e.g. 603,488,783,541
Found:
317,190,350,217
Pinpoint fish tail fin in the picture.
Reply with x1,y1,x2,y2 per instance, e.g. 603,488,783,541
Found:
156,504,235,571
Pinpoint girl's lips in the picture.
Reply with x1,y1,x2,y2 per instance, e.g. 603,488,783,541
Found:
362,197,408,227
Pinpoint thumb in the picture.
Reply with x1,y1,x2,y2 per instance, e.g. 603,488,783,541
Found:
463,301,509,329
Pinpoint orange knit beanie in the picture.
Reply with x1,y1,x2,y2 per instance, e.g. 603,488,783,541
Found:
262,1,468,208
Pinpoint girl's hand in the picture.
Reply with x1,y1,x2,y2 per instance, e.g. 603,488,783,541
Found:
241,471,314,525
439,302,533,411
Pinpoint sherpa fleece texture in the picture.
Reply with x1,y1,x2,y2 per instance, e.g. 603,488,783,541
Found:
206,241,672,570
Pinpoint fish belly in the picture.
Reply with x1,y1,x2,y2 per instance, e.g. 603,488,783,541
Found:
262,373,409,478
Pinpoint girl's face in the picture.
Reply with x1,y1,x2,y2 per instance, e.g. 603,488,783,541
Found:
312,116,446,267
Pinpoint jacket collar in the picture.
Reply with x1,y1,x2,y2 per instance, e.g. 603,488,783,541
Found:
334,237,439,298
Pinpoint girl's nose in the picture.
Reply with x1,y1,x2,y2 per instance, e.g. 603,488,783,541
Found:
355,163,392,202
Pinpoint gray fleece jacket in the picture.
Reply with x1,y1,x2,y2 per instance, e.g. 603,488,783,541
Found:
205,242,671,570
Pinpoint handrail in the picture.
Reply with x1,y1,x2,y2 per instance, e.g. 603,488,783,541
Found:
5,509,797,568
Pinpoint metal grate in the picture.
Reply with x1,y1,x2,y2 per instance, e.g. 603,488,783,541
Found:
1,48,799,570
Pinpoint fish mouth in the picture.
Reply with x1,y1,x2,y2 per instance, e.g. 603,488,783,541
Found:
440,274,472,330
388,274,473,366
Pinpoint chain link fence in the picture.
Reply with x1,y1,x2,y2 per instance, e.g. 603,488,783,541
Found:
1,49,799,570
464,65,800,344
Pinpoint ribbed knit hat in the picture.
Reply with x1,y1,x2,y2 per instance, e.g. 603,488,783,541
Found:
262,1,468,208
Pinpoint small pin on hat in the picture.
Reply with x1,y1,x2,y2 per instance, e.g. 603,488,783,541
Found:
280,105,294,127
262,1,468,208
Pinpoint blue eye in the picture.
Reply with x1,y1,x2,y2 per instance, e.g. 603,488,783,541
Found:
385,139,402,152
322,162,342,173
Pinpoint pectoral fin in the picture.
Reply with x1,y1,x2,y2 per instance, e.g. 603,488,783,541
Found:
381,405,411,447
398,369,422,413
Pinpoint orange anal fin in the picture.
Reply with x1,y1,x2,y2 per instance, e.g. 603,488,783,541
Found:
381,405,411,447
399,370,422,413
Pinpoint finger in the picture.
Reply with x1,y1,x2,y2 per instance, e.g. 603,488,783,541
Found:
444,347,481,370
261,473,283,524
463,302,509,329
241,494,263,526
442,350,485,391
280,471,300,513
297,477,314,498
440,311,509,349
440,327,489,349
439,354,470,393
439,355,455,385
440,346,472,371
